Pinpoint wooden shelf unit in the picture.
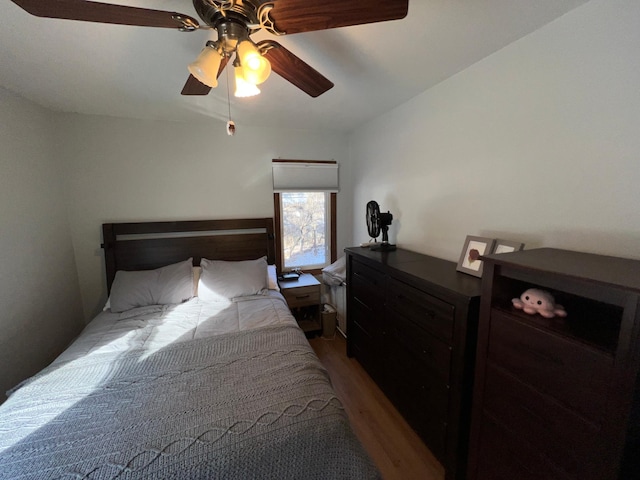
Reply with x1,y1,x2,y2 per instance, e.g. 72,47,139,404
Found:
467,248,640,480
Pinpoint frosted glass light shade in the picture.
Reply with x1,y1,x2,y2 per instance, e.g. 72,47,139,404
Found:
237,40,271,85
188,46,223,88
234,65,260,97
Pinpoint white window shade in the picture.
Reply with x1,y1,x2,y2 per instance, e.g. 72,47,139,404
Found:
272,162,339,192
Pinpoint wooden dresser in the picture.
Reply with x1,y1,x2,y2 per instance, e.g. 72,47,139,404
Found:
467,248,640,480
345,247,482,480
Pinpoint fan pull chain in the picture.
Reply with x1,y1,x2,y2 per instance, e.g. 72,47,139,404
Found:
225,58,235,136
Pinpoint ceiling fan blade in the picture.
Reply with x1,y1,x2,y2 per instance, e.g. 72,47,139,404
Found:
266,0,409,35
259,41,333,98
10,0,199,29
180,56,229,96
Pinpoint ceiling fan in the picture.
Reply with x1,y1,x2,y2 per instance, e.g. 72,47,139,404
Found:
10,0,409,98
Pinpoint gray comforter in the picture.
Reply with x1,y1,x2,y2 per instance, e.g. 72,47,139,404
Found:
0,324,379,479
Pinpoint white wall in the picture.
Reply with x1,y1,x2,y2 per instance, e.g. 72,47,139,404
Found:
55,115,351,320
0,88,84,401
349,0,640,262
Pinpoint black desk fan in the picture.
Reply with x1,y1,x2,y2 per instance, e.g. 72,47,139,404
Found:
366,201,397,251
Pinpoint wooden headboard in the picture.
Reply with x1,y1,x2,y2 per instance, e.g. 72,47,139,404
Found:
102,218,276,293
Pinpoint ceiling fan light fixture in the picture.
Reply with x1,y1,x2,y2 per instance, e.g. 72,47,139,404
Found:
188,44,223,88
237,40,271,85
234,65,260,97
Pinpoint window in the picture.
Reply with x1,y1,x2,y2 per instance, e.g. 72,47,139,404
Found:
272,160,338,273
277,192,336,271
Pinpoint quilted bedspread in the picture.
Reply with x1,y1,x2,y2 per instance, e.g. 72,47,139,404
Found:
0,324,379,479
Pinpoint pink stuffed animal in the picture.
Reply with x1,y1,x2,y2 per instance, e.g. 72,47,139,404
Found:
512,288,567,318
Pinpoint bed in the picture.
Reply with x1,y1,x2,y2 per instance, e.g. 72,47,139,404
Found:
0,218,379,479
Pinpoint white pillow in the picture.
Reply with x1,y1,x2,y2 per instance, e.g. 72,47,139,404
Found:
109,258,194,313
199,257,268,302
267,264,280,292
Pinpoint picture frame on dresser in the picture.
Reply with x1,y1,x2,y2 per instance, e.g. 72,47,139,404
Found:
491,239,525,254
456,235,495,277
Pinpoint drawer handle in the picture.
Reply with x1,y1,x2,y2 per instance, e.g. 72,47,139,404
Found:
425,310,436,319
295,294,311,300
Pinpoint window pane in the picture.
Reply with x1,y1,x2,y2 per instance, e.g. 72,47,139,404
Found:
281,192,329,270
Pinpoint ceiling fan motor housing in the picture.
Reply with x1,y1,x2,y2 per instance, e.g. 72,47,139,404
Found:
194,0,260,31
216,21,251,54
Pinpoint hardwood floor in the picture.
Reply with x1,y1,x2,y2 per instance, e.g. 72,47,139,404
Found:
309,333,445,480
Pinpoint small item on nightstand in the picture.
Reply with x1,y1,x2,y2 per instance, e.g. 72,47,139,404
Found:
512,288,567,318
279,272,300,281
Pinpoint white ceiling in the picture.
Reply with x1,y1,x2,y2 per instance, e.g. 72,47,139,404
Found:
0,0,590,132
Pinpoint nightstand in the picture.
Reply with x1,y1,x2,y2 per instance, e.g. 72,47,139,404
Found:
279,273,321,336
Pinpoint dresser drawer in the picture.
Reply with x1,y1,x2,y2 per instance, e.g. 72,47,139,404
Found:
388,310,452,382
351,260,385,289
351,295,384,337
392,367,449,462
350,259,386,309
488,310,613,422
483,363,600,477
393,362,450,419
350,318,392,394
283,285,320,308
350,321,377,374
475,413,573,480
387,277,454,342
